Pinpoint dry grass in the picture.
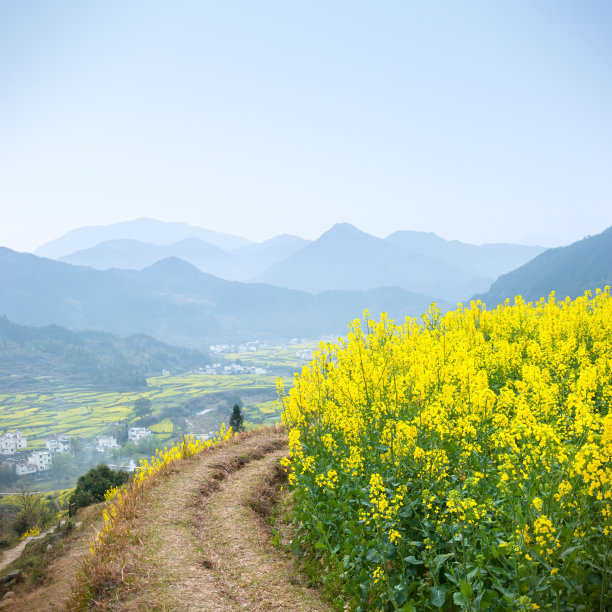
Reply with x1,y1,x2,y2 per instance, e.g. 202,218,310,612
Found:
66,426,329,611
0,505,105,612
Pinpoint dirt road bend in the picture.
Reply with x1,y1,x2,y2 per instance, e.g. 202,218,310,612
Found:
104,429,330,611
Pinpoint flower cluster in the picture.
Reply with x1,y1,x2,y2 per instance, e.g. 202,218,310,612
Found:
280,290,612,610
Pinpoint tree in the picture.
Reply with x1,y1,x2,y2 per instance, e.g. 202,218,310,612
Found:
69,464,129,509
50,453,78,488
229,404,244,433
12,490,54,536
133,397,152,421
0,462,17,486
119,441,138,457
136,434,156,455
111,420,129,444
70,437,83,459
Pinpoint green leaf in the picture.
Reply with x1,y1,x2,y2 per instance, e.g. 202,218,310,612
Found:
314,541,326,550
429,585,447,607
560,545,582,559
432,553,454,570
459,579,473,598
479,590,499,607
467,566,480,580
453,592,470,608
404,555,424,565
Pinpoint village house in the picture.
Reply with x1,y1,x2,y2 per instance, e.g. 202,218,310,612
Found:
45,434,71,454
28,450,52,471
96,435,119,452
128,427,151,443
15,460,37,476
0,431,27,455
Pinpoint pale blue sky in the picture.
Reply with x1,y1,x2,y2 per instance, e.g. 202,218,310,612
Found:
1,1,611,251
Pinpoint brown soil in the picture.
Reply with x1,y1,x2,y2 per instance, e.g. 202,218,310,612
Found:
81,428,330,611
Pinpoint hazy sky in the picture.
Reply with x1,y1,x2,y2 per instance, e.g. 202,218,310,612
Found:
1,1,611,252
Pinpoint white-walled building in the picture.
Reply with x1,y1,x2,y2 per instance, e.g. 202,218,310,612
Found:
15,460,37,476
45,435,71,454
28,451,52,471
96,435,119,452
128,427,151,443
0,431,27,455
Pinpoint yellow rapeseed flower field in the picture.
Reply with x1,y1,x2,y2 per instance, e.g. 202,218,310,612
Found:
280,290,611,610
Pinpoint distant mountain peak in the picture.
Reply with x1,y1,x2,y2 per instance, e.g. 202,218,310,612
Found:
141,256,202,274
324,222,364,235
35,218,253,259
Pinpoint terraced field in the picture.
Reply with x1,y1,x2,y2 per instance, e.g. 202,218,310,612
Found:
0,342,319,449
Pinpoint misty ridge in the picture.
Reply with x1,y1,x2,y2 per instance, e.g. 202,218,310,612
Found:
0,217,552,349
1,218,611,351
39,216,544,297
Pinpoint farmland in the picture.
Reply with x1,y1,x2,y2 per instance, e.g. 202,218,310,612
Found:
0,341,320,450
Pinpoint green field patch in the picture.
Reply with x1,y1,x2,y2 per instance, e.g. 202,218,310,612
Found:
255,400,281,414
150,418,174,433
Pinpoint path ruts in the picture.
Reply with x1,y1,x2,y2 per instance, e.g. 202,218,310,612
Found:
113,429,330,611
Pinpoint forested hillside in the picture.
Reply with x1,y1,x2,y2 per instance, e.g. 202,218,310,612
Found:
0,317,209,390
0,248,445,348
477,225,612,305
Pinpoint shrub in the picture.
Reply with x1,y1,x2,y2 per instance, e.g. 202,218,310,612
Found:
12,490,54,537
69,465,129,510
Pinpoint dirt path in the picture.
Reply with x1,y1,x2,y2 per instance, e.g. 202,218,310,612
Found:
0,527,56,573
115,430,330,611
1,511,101,612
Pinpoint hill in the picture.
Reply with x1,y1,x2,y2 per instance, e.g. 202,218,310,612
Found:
0,316,209,390
476,225,612,305
0,248,444,348
58,234,310,282
35,217,253,259
59,237,230,274
385,230,545,279
256,223,490,302
3,430,328,611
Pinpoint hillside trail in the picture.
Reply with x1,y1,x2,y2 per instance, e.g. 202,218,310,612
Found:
0,527,56,573
1,508,102,612
93,428,330,611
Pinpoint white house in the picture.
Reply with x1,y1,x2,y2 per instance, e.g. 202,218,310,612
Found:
45,435,71,454
15,460,37,476
128,427,151,443
28,451,52,471
0,431,27,455
96,435,119,452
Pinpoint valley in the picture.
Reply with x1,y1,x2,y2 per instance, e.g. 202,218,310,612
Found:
0,340,318,493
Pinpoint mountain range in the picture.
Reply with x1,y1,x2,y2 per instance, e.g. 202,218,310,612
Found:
35,217,253,259
0,247,445,348
1,220,610,350
58,234,310,283
41,218,545,303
